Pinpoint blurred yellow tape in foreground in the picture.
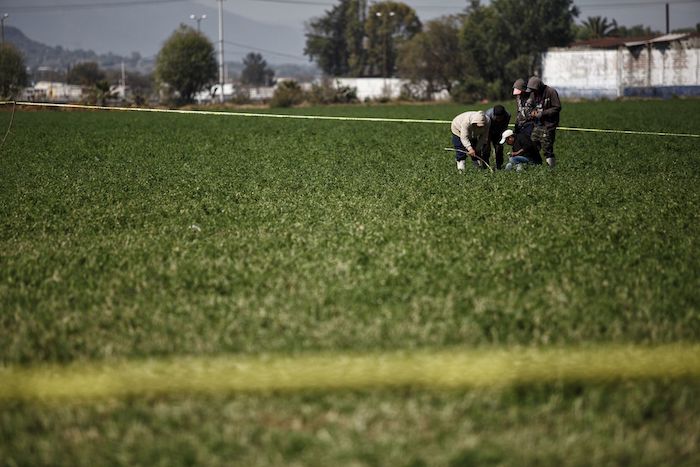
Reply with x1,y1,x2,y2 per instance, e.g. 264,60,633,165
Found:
1,344,698,402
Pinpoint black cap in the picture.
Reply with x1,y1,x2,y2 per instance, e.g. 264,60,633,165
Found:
493,105,506,117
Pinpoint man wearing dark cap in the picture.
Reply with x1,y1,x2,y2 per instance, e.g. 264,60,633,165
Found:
526,76,561,168
512,78,533,136
483,104,511,170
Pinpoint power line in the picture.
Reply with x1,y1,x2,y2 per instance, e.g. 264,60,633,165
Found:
3,0,192,12
223,40,307,61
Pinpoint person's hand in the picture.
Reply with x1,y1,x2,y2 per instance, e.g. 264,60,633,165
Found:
468,147,476,157
530,109,540,118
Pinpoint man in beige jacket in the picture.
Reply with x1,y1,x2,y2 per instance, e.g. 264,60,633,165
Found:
450,110,490,171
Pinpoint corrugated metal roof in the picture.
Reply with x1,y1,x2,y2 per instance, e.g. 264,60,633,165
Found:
625,33,690,47
571,36,653,49
570,33,696,49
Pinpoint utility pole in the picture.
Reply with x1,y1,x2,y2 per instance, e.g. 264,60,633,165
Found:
218,0,225,103
121,61,126,99
665,3,670,34
1,13,9,44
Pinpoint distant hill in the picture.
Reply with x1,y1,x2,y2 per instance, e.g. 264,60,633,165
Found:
6,26,152,74
5,26,319,81
6,1,309,64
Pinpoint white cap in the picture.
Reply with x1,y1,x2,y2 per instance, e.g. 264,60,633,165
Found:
500,129,514,144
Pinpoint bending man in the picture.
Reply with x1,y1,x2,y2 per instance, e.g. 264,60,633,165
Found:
450,110,490,171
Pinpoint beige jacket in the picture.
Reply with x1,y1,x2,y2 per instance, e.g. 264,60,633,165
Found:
451,111,490,152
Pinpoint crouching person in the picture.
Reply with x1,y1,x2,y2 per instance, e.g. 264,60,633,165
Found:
500,129,542,171
450,110,490,171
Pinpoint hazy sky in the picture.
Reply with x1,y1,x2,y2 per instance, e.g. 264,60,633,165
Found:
2,0,699,62
202,0,699,30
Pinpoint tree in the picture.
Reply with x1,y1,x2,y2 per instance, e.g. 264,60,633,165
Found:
459,0,578,99
365,1,421,77
345,0,369,76
617,24,661,37
92,80,114,106
577,16,619,40
67,62,105,86
397,15,465,98
0,43,28,99
304,0,422,77
304,0,367,76
155,25,218,104
240,52,275,87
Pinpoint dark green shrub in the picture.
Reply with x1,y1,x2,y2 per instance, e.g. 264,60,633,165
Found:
270,80,305,108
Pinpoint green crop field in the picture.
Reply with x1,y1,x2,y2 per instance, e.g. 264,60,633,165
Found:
1,99,699,466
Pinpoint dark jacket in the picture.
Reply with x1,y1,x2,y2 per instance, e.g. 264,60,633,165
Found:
512,132,542,164
514,93,533,134
527,77,561,130
484,107,511,144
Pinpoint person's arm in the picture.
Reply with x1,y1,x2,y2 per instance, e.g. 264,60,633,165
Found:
478,122,491,150
518,134,537,157
511,134,529,157
459,122,474,155
540,90,561,117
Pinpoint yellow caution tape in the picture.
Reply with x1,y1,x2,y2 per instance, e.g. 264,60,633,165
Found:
1,344,698,402
1,101,698,138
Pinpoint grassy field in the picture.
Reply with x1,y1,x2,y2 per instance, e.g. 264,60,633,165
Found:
1,99,699,465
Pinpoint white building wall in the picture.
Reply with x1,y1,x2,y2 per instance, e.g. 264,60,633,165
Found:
542,49,620,98
542,39,699,98
333,77,406,100
31,82,83,101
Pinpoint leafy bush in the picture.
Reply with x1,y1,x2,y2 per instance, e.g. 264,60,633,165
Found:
399,81,429,101
270,80,305,108
307,79,358,105
230,86,252,105
450,76,488,104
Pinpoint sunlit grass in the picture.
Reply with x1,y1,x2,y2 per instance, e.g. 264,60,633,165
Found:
1,100,699,465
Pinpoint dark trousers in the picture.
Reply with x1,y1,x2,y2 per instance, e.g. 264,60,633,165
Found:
480,140,505,170
452,134,480,165
531,126,556,160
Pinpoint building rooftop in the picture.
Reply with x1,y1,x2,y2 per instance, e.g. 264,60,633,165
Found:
570,32,697,49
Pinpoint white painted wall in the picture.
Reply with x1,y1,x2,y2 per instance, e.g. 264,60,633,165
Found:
542,49,620,98
542,38,700,98
333,77,406,100
28,82,83,101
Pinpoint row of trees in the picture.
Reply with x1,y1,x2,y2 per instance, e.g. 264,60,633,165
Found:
304,0,579,100
0,24,276,103
3,2,692,103
574,16,663,41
